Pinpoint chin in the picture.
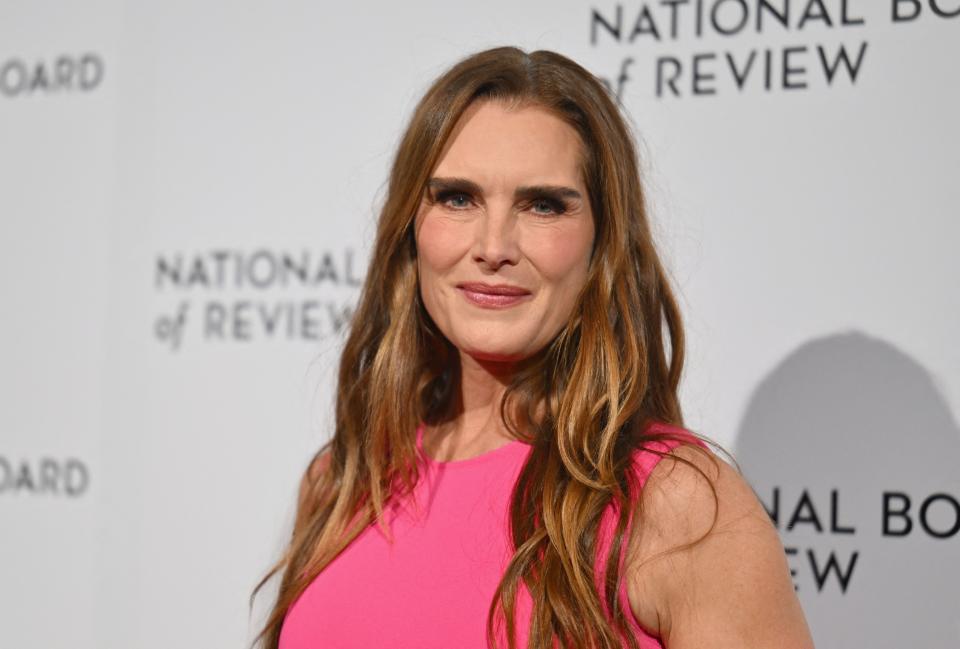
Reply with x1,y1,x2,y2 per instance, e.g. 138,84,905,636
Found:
447,324,554,362
455,338,526,362
457,338,543,363
465,350,527,363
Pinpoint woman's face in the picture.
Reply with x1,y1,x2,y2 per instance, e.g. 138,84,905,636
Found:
414,99,595,363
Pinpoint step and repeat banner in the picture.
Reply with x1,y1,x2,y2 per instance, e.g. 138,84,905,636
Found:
2,1,957,647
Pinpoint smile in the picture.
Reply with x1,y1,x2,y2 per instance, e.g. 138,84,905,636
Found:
456,282,532,309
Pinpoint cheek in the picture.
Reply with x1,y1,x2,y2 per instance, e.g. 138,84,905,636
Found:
524,222,594,286
416,212,468,275
416,212,466,304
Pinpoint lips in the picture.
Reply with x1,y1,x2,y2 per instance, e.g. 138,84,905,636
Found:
456,282,532,308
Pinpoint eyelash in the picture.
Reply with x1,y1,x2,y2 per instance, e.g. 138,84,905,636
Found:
433,190,568,216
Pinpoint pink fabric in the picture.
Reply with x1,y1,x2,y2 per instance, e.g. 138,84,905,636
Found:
279,421,706,649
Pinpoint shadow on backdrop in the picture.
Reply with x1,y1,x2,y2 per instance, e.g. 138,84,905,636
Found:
733,330,960,649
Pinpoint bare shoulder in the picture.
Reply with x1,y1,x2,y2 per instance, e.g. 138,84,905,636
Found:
624,442,815,648
297,447,333,507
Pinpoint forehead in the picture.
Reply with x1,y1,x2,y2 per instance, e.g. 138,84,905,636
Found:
432,99,586,187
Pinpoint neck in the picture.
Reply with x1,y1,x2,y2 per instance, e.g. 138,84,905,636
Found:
428,351,519,455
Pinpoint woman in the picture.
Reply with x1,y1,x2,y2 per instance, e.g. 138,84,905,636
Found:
250,46,813,649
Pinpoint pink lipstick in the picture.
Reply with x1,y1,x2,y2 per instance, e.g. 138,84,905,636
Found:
456,282,532,308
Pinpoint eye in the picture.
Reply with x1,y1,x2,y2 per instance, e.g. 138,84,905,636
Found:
528,197,567,217
435,190,474,210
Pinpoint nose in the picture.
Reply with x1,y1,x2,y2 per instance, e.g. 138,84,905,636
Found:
472,203,520,271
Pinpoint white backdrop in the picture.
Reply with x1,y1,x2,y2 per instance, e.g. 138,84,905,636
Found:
2,1,958,647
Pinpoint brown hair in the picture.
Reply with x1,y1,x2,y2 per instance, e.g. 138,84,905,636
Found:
249,45,720,649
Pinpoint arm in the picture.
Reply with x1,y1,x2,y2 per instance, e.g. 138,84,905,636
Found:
624,444,815,648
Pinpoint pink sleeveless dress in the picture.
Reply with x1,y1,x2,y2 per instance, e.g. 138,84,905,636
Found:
279,421,705,648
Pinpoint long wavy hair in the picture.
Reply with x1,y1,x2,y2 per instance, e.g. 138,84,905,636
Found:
250,45,721,649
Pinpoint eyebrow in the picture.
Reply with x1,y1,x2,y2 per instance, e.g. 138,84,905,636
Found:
426,176,583,201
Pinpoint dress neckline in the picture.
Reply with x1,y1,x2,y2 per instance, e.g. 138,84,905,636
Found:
415,422,529,468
